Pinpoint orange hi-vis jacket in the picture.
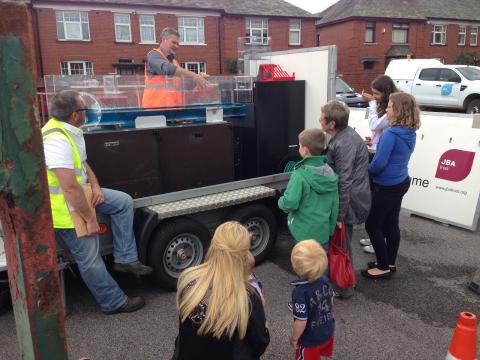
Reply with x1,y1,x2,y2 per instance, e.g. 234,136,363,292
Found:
142,47,183,108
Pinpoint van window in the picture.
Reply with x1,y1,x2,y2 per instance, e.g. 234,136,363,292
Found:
419,68,440,81
438,69,461,82
456,67,480,80
336,78,354,93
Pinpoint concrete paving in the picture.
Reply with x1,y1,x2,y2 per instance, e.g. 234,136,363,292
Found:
0,214,479,359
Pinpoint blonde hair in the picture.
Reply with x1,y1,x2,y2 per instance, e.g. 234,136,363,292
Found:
388,92,421,130
298,128,326,155
176,221,251,339
291,240,328,282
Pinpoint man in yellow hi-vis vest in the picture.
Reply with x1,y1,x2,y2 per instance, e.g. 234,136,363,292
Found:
42,90,152,314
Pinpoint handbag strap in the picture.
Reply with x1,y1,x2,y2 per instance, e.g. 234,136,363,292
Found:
330,223,348,250
340,224,347,249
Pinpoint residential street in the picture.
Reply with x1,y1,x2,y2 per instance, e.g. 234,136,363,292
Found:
0,214,478,359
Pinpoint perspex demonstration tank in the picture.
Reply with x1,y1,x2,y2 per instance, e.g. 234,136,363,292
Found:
43,74,254,128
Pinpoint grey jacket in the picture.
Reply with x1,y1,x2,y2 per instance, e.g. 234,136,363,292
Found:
326,126,371,224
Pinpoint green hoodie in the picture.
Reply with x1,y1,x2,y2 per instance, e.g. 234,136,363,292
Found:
278,155,339,245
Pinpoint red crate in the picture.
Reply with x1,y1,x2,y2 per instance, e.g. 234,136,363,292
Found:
258,64,295,81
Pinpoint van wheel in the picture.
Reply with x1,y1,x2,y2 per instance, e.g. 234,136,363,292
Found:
148,218,211,291
466,99,480,114
229,204,277,264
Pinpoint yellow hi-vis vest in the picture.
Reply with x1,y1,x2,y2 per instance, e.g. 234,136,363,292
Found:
42,118,84,228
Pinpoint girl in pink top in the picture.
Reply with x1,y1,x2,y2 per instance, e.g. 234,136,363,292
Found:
361,75,398,152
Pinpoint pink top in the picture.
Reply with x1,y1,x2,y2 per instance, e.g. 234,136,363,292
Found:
367,100,389,151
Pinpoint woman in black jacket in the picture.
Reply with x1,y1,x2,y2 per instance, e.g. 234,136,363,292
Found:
172,221,270,360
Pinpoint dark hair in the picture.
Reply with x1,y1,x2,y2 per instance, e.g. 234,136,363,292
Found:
320,100,350,131
298,128,326,155
371,75,398,117
49,90,81,122
160,27,180,40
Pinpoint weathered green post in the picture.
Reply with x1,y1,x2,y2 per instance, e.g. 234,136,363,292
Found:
0,1,68,359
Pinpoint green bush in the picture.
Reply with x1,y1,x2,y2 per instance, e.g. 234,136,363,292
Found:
454,51,477,65
225,58,238,74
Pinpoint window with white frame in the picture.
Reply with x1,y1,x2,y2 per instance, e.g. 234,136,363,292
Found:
139,15,156,43
458,25,466,45
392,23,409,44
56,11,90,41
432,24,446,45
60,61,94,75
114,13,132,42
289,19,301,45
181,62,206,74
246,18,269,44
178,17,205,44
365,22,375,43
471,26,478,46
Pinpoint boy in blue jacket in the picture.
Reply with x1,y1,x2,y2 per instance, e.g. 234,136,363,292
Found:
290,240,335,360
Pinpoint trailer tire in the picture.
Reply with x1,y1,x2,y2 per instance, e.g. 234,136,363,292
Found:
148,218,210,291
229,204,277,264
466,99,480,114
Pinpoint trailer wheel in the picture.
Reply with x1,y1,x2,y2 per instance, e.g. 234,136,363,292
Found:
466,99,480,114
149,218,210,291
229,204,277,264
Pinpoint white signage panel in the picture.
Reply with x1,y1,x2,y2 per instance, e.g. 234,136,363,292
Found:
402,127,480,230
349,110,480,230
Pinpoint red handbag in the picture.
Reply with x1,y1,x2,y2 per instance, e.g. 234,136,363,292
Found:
328,225,356,289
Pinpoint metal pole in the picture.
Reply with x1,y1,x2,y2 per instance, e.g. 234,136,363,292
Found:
0,1,68,359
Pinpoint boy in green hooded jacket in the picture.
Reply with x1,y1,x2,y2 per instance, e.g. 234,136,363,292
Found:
278,129,339,246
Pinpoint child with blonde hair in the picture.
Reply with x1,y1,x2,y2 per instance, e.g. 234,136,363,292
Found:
174,221,269,359
290,240,334,360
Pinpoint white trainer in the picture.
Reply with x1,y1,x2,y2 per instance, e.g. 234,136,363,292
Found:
363,245,375,254
359,238,371,246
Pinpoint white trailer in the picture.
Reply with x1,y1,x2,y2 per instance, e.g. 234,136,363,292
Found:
1,46,337,293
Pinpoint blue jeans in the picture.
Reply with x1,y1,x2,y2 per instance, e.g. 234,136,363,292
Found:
96,188,138,264
55,188,138,311
55,228,127,311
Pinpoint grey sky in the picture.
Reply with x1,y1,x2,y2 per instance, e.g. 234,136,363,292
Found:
284,0,339,14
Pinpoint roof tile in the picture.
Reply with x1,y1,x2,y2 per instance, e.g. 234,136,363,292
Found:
317,0,480,24
37,0,319,18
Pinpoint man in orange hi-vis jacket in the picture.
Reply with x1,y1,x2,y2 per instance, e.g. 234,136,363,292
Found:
142,27,209,108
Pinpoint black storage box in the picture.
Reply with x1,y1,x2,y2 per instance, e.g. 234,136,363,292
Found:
84,122,235,198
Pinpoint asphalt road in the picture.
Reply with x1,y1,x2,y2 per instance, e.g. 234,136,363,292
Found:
0,214,479,359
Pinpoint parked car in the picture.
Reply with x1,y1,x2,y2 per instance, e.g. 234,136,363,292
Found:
385,59,480,113
336,77,368,108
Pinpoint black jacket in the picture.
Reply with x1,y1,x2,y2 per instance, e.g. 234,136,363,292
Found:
172,291,270,360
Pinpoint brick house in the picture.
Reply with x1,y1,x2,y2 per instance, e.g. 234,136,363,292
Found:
315,0,480,92
31,0,317,83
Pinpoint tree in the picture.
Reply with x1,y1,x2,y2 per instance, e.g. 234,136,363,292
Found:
454,51,477,65
225,58,238,74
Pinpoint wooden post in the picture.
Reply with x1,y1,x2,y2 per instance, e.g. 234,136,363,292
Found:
0,1,68,359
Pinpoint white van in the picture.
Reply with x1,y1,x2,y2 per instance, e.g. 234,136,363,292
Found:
385,59,480,113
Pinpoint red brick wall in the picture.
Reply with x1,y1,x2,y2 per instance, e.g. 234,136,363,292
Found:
35,7,317,80
35,8,221,77
221,16,316,74
317,20,480,93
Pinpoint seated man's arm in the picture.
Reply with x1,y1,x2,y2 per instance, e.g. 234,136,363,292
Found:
52,168,98,236
84,161,104,207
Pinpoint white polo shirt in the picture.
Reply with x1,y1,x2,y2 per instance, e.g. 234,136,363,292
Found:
43,121,88,184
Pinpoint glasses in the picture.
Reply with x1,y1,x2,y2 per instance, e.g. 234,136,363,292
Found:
74,108,89,113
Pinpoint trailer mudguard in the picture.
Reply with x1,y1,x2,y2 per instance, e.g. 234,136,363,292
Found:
133,207,160,263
